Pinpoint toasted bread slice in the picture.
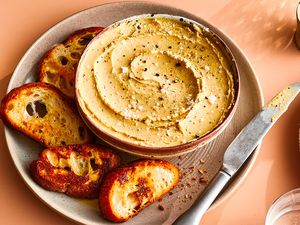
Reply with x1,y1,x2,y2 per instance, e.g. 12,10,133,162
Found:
0,82,93,147
99,159,179,222
39,27,104,98
30,144,120,198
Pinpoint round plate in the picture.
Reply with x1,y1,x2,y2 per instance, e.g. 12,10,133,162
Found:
4,2,263,225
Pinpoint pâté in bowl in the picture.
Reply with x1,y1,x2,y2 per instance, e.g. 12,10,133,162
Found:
75,14,239,157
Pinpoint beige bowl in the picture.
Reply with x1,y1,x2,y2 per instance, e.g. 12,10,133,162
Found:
75,14,240,158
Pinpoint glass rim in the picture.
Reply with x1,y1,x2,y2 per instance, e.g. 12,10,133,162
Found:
266,188,300,225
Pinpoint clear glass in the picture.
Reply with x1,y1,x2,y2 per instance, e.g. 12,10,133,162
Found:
266,188,300,225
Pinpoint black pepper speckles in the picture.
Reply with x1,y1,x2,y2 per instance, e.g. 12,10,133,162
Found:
79,17,235,147
175,62,181,67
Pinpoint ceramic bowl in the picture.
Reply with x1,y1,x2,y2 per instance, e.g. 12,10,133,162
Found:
75,14,240,158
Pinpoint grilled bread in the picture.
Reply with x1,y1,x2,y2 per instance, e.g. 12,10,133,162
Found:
39,27,104,98
0,82,93,147
30,144,120,198
99,159,179,222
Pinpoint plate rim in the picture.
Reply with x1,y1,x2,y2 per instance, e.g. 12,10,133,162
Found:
4,1,264,224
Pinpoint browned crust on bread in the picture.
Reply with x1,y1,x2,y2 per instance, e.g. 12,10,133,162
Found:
30,144,120,198
99,159,179,222
0,82,93,147
38,27,104,98
64,27,104,45
1,82,71,124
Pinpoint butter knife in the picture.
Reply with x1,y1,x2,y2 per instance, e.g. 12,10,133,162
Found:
173,83,300,225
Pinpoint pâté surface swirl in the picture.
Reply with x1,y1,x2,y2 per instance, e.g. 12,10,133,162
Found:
76,16,235,147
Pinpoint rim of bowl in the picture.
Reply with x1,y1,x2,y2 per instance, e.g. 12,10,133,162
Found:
75,13,240,152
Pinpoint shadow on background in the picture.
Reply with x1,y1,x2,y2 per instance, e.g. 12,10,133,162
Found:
211,0,299,59
0,74,10,98
0,74,15,192
265,97,300,211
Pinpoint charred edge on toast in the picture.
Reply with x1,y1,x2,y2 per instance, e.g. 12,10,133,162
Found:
30,144,120,198
0,82,93,147
99,159,179,222
38,26,104,74
37,27,104,99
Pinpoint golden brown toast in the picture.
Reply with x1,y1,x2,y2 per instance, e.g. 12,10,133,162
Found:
30,144,120,198
0,82,93,147
99,159,179,222
39,27,104,98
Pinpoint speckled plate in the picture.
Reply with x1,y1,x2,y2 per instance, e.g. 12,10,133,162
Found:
4,2,263,225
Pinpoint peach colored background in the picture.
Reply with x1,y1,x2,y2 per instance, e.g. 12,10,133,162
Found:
0,0,299,225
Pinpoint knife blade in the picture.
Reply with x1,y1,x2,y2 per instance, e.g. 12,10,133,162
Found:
173,83,300,225
223,82,300,176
